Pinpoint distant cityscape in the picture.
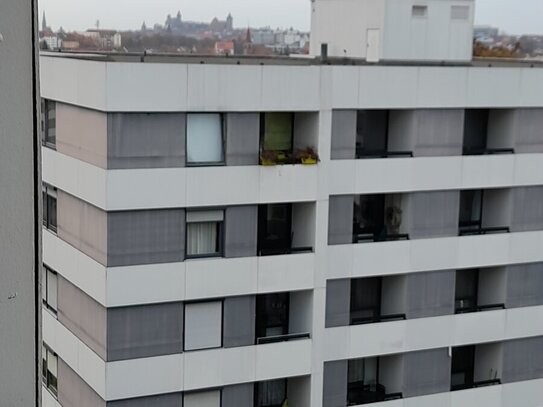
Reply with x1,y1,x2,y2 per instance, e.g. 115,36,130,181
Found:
39,10,543,59
39,10,310,56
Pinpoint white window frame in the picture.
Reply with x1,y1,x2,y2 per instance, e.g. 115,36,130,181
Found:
43,345,58,397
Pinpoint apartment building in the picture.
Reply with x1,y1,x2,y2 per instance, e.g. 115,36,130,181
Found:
0,0,41,404
41,1,543,406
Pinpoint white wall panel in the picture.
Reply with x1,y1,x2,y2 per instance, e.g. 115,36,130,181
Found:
328,231,543,280
43,310,106,398
324,305,543,362
43,231,106,306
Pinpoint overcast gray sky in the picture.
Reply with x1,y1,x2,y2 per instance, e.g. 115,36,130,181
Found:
38,0,543,35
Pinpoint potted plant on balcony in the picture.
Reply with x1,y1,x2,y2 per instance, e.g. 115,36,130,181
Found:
295,147,319,165
260,149,279,166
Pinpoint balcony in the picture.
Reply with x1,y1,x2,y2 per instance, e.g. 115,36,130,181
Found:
463,109,515,156
352,194,410,243
455,268,506,315
355,110,413,160
347,356,403,405
349,276,407,326
255,291,312,345
451,343,502,392
257,203,314,257
259,112,319,166
458,189,510,236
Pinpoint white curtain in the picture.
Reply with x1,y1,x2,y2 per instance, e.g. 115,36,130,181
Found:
47,350,57,379
187,113,223,163
187,222,217,256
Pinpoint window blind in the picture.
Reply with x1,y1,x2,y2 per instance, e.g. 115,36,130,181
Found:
187,113,223,163
184,302,222,351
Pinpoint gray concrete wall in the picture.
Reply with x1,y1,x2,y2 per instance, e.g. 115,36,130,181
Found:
502,336,543,383
58,276,107,360
107,113,186,169
56,103,108,168
406,270,455,319
0,0,39,404
389,110,464,156
107,302,184,361
402,348,451,397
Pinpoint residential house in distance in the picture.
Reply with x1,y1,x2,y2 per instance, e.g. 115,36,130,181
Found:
40,0,543,406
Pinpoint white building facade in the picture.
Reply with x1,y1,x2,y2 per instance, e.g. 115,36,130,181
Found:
40,1,543,405
40,51,543,407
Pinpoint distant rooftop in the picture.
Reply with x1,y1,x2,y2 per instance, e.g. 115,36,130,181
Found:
40,51,543,69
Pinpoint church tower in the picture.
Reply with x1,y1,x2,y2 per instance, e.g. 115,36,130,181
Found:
41,11,47,31
226,13,233,31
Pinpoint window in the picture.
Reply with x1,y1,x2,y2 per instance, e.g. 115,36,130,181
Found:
350,277,382,324
451,5,470,20
348,357,383,405
41,99,56,148
258,204,292,256
455,269,479,313
184,301,223,351
42,184,57,233
458,190,483,234
256,293,289,342
356,110,389,157
412,5,428,18
261,113,293,152
184,390,221,407
186,210,224,258
186,113,224,165
255,379,287,407
42,345,58,396
42,265,58,314
451,346,475,391
353,195,386,242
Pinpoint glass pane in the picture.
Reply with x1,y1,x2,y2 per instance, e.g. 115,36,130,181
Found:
354,195,386,237
42,346,47,383
256,293,289,339
263,113,292,151
184,302,223,351
47,270,58,311
46,101,56,146
187,222,218,256
42,266,47,305
47,195,57,231
356,110,388,154
42,190,47,227
47,351,58,393
187,114,223,163
257,380,287,407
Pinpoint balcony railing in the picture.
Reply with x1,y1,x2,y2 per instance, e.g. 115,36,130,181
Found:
351,313,407,325
463,147,515,156
356,148,414,159
258,246,313,256
455,303,506,314
354,233,410,243
458,225,510,236
451,378,501,391
348,383,403,405
256,332,311,345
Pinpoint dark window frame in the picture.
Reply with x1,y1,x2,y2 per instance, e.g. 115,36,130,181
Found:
182,299,225,352
42,184,57,233
41,99,56,149
42,344,58,397
185,210,225,260
42,264,58,315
